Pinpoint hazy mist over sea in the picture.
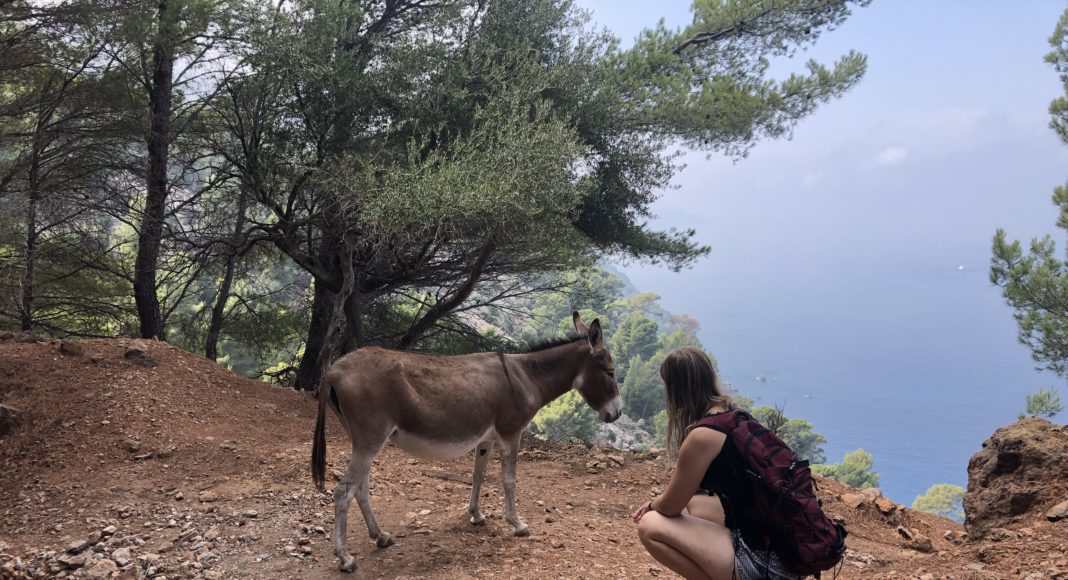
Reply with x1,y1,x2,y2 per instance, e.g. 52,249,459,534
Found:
591,0,1068,505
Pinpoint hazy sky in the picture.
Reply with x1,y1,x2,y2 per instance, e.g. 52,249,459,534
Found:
572,0,1068,340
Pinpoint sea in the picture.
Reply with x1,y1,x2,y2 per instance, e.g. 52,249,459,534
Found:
622,257,1062,507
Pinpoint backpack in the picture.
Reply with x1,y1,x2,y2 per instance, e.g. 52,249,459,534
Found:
695,408,847,577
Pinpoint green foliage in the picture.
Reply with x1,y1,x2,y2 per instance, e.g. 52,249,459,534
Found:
732,395,756,411
812,449,879,489
618,0,871,159
991,7,1068,377
912,484,965,521
530,390,598,444
555,308,610,339
1018,387,1064,420
1046,7,1068,145
621,355,664,424
519,269,625,345
368,97,587,249
1,0,872,387
991,226,1068,376
751,406,827,464
610,314,660,381
659,328,706,353
606,292,666,326
653,409,669,447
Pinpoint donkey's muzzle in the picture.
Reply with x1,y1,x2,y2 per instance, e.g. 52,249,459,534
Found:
599,397,623,423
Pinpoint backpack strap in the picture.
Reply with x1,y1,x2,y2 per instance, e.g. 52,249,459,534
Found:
694,408,749,435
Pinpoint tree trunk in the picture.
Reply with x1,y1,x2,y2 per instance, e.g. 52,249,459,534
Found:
19,158,39,332
293,278,335,391
342,276,362,352
204,189,248,360
317,236,356,378
133,0,175,341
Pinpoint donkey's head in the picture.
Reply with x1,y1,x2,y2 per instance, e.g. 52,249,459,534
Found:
571,311,622,423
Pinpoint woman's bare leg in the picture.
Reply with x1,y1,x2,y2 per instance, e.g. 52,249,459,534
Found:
637,511,735,580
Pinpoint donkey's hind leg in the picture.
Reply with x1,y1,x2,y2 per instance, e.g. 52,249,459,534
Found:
354,455,394,549
499,436,530,537
332,446,370,573
333,443,392,573
468,440,495,525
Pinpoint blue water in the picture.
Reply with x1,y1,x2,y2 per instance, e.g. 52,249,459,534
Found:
622,258,1061,506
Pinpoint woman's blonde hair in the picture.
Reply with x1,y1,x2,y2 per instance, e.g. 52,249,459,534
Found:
660,347,733,453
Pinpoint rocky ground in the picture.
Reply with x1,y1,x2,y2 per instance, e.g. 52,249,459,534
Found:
0,337,1066,579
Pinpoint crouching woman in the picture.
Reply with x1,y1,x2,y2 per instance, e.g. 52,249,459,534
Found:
632,347,799,580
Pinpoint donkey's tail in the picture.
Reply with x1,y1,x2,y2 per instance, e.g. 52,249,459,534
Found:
312,374,331,493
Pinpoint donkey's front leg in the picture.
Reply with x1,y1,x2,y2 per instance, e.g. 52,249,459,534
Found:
468,440,495,525
499,436,529,537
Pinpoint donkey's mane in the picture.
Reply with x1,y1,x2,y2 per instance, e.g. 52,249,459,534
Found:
523,334,585,353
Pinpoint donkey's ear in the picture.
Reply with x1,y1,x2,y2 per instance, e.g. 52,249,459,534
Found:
572,310,589,335
588,319,604,349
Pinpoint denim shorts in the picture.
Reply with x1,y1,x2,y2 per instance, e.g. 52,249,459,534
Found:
732,530,801,580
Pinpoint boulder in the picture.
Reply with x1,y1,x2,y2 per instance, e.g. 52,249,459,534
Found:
840,492,866,509
57,552,87,569
942,529,967,545
1048,498,1068,522
896,526,934,553
874,497,897,515
66,539,91,554
964,418,1068,538
85,558,117,579
123,340,157,367
859,487,882,501
111,547,132,567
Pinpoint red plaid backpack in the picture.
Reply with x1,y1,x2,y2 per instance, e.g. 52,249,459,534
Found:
696,408,847,577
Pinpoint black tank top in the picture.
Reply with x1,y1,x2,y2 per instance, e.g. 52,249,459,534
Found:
693,417,764,547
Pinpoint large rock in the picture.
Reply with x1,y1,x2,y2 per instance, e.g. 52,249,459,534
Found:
964,417,1068,538
123,340,157,367
85,558,117,579
1048,499,1068,522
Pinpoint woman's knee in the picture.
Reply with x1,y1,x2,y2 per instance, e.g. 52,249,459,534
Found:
636,510,666,543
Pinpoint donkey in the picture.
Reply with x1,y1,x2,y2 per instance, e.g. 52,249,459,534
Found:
311,312,622,573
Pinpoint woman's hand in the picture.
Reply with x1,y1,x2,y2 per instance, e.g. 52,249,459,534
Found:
632,500,654,524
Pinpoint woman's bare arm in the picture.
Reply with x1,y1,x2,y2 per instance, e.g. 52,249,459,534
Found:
649,428,726,517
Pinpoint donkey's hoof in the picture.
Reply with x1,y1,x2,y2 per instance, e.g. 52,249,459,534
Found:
514,524,531,537
376,533,395,548
339,556,357,573
470,514,486,526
